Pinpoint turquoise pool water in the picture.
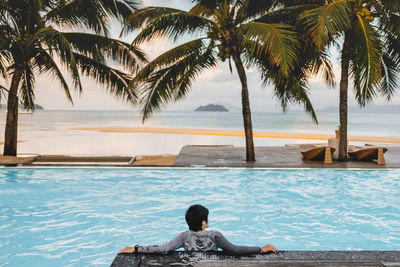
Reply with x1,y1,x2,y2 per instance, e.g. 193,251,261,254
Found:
0,168,399,266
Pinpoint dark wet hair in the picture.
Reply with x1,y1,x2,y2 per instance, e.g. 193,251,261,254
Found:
185,204,209,231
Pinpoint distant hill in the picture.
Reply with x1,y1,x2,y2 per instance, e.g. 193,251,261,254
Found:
214,102,241,112
0,103,44,110
319,105,400,113
195,104,229,112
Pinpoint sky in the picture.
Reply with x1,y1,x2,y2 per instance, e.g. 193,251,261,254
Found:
11,0,400,112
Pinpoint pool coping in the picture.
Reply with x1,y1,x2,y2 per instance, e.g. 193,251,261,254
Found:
111,251,400,267
2,165,400,170
2,145,400,168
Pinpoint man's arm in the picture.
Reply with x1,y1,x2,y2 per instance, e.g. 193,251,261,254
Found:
119,232,185,254
214,232,278,255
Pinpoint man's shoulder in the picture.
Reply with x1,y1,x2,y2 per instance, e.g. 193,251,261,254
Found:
203,230,222,236
209,229,222,234
178,230,190,236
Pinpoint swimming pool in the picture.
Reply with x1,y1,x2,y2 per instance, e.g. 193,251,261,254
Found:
0,168,399,266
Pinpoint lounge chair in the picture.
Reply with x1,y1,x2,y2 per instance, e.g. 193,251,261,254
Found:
299,144,336,164
348,145,387,165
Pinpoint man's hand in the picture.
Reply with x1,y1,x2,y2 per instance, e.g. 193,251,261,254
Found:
119,247,135,254
262,244,279,253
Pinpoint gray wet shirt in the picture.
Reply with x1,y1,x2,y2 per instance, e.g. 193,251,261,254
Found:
137,230,263,255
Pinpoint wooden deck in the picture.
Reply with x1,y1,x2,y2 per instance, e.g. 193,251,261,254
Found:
174,145,400,168
111,251,400,266
1,145,400,168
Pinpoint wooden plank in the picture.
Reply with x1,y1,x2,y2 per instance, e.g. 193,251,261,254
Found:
324,147,332,164
377,148,386,165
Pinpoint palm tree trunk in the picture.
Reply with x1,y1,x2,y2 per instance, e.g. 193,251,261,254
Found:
3,68,23,156
232,48,255,162
338,34,351,162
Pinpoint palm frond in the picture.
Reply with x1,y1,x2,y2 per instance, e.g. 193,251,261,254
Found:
385,33,400,68
285,83,318,124
73,53,138,105
239,22,298,75
380,1,400,13
63,32,147,73
388,13,400,36
0,83,7,104
0,52,9,78
257,3,321,25
0,2,17,28
301,0,350,49
19,64,35,111
243,38,319,123
44,0,110,35
140,43,217,121
190,0,218,10
33,49,73,103
0,27,13,69
235,0,277,22
128,7,213,44
275,0,325,6
253,54,318,123
45,0,138,29
44,0,139,35
379,52,399,101
132,38,206,87
350,20,382,106
173,41,217,101
308,50,335,87
98,0,139,24
34,27,83,93
270,64,318,123
376,5,400,35
189,3,215,18
124,6,181,30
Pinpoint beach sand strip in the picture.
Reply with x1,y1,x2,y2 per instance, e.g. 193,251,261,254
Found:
70,127,400,144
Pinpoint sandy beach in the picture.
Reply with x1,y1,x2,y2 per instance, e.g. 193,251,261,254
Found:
2,111,400,156
71,126,400,144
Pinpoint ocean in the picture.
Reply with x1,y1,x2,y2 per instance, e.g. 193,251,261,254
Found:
0,110,399,156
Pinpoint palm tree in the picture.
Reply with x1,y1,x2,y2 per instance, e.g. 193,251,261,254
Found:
123,0,329,162
0,0,146,156
301,0,400,161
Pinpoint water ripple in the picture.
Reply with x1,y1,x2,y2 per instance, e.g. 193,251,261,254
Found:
0,168,399,266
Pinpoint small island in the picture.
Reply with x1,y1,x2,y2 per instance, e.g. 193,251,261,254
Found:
194,104,229,112
0,103,44,110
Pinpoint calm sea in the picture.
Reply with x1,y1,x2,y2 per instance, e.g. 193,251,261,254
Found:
0,110,399,156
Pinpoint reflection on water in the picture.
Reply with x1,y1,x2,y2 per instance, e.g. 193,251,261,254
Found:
0,110,399,156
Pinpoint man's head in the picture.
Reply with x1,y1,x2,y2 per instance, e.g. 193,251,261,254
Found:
185,204,209,231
